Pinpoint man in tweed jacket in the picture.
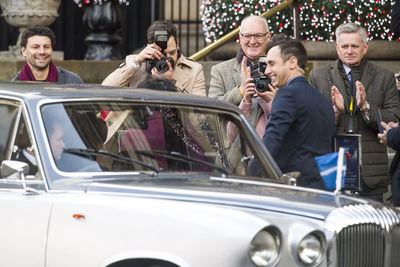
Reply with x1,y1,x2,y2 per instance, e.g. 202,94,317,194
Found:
209,16,275,153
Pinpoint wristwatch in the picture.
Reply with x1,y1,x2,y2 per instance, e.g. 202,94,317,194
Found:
361,101,371,121
361,102,370,113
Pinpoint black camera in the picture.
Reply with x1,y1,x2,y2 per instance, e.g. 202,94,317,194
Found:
250,56,272,93
146,31,175,74
251,76,272,93
258,56,267,73
146,56,175,74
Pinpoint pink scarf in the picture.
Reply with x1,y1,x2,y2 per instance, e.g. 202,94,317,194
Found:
19,61,59,82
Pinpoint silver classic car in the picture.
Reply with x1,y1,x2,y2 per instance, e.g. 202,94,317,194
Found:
0,82,399,267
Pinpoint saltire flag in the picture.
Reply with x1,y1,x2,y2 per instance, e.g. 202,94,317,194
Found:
315,147,347,192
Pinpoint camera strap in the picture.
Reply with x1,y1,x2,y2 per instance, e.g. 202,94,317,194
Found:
235,48,256,69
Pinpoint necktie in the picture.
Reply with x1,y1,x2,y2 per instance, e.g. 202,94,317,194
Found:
349,71,354,96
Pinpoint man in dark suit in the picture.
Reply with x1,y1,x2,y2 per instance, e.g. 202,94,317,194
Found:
250,37,336,190
378,122,400,206
309,23,400,202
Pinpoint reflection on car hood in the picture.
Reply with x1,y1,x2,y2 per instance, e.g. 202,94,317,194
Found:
76,175,367,221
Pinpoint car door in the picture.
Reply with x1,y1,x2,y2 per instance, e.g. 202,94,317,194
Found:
0,100,52,267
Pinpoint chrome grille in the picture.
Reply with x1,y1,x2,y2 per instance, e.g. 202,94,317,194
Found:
325,204,400,267
390,224,400,266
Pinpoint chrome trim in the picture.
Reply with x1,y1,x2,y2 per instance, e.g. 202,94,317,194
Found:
325,204,400,267
297,231,326,267
249,226,282,267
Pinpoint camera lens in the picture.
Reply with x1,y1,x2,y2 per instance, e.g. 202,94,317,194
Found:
155,59,169,73
256,80,268,92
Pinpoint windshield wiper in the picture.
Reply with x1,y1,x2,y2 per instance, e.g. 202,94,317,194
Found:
136,150,228,175
63,148,159,173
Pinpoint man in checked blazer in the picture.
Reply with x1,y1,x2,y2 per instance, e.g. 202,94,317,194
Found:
208,16,275,171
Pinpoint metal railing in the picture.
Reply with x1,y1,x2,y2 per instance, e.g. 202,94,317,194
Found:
157,0,205,58
157,0,297,61
189,0,295,61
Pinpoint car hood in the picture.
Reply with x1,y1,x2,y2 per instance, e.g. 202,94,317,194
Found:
68,174,368,221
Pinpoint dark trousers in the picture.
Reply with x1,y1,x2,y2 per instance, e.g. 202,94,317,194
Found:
357,174,386,203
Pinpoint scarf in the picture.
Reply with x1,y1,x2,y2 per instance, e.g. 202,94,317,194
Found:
235,48,260,77
19,61,59,82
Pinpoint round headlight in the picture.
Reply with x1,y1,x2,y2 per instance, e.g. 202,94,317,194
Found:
297,234,322,265
249,228,280,266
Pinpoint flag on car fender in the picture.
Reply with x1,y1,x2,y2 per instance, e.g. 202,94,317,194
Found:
315,147,347,191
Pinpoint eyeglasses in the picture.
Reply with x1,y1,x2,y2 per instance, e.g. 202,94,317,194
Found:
240,32,269,41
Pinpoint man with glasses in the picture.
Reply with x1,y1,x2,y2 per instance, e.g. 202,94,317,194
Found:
209,16,275,148
209,15,272,105
209,16,275,171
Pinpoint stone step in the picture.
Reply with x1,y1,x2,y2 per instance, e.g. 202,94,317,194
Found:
1,58,399,90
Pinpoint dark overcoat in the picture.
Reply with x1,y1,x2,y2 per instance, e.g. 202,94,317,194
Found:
309,59,400,191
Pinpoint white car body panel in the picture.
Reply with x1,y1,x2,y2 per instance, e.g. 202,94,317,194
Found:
45,192,266,267
0,188,52,266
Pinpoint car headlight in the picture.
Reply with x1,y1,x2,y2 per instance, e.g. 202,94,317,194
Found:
249,227,280,266
297,233,323,265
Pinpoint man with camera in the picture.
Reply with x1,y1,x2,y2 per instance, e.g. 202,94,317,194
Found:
102,20,206,96
209,15,275,143
249,36,336,190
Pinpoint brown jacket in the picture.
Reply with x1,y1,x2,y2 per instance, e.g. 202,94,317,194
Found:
102,54,206,96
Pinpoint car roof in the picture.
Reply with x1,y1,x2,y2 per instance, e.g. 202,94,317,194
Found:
0,81,237,112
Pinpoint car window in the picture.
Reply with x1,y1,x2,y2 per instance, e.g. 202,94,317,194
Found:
41,102,274,180
10,115,40,179
0,101,20,163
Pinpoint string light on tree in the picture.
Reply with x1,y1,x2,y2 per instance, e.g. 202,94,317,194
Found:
200,0,396,44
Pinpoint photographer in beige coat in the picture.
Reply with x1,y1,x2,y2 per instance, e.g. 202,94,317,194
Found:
102,20,206,97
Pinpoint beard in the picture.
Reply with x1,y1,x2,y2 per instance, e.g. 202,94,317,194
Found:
28,55,51,70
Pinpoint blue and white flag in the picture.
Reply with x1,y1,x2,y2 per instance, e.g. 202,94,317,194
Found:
315,147,347,191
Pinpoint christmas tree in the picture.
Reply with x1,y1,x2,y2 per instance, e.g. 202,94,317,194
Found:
200,0,396,43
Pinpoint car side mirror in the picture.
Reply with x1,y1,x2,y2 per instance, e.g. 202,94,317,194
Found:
1,160,29,178
282,171,300,186
1,160,39,194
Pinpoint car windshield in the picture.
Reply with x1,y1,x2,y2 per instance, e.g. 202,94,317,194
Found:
41,101,273,179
